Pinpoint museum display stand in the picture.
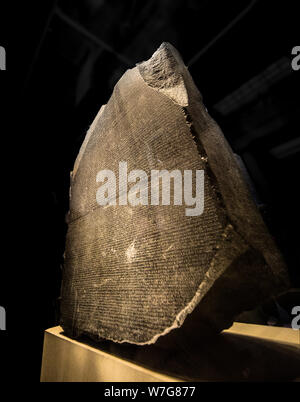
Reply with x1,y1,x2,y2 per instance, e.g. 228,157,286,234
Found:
41,323,300,382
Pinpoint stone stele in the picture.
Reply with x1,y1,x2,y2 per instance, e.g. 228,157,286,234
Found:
60,43,288,346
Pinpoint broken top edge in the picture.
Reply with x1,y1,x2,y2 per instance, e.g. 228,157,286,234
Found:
137,42,190,107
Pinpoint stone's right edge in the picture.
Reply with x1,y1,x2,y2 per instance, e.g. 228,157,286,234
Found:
145,43,289,344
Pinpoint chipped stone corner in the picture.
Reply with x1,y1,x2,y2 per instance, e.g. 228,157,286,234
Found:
137,42,190,107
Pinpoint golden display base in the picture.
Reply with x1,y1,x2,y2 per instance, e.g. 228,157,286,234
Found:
40,323,300,382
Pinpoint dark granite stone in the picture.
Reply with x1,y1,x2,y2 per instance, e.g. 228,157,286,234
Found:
60,43,288,345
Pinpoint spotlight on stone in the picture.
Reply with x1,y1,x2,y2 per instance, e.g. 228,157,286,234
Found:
60,43,288,346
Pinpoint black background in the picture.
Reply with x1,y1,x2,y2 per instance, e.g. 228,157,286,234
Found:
0,0,299,383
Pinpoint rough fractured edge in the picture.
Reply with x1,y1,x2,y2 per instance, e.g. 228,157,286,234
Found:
137,41,288,283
